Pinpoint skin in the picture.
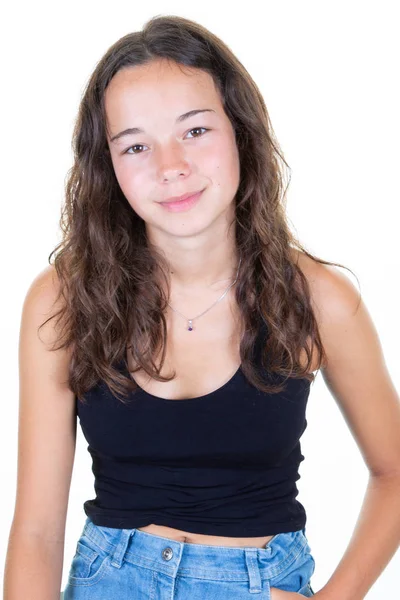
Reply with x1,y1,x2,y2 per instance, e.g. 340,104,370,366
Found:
105,57,241,293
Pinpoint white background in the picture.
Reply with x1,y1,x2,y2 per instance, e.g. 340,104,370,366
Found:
1,1,399,597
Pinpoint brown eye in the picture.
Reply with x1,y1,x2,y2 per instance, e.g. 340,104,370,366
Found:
123,127,209,156
125,144,146,155
186,127,209,138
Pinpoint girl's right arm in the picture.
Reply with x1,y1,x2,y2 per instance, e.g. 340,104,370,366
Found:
3,265,77,600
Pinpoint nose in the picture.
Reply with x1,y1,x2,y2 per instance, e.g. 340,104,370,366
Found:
156,142,191,182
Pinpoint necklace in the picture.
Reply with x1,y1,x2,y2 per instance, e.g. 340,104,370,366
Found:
167,257,242,331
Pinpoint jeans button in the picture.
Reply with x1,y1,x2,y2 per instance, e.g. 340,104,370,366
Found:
162,547,174,561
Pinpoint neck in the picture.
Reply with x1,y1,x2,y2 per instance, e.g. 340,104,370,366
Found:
167,252,240,294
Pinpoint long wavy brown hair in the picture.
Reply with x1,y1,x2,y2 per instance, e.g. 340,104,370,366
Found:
40,14,359,404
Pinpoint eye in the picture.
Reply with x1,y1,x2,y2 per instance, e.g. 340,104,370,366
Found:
185,127,209,138
122,127,209,155
124,144,147,155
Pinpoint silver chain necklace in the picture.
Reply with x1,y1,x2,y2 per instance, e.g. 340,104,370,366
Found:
167,257,242,331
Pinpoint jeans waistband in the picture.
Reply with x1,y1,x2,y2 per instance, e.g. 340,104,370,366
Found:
81,518,309,590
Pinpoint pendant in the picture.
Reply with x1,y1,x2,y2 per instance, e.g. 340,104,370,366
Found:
187,319,193,331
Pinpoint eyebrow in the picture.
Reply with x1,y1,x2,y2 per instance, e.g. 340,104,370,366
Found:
109,108,216,143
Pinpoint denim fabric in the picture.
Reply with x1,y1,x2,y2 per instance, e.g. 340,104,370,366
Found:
61,517,316,599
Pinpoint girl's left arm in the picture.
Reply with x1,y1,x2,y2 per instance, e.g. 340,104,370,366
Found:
304,262,400,600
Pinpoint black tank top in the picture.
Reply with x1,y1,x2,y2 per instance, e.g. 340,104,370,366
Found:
77,321,311,536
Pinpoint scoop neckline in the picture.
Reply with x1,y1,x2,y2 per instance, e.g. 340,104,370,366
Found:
120,356,242,403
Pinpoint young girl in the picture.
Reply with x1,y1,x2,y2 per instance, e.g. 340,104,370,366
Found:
5,14,400,600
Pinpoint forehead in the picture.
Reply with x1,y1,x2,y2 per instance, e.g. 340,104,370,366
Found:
104,60,221,118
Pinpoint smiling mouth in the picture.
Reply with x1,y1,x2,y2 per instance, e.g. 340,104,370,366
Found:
161,188,204,204
159,189,204,212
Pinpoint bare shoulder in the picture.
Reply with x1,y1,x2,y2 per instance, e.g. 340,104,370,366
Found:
11,263,76,544
291,254,400,479
292,248,360,318
24,264,62,319
290,248,361,371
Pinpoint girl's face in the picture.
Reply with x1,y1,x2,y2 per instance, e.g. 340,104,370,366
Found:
104,59,241,242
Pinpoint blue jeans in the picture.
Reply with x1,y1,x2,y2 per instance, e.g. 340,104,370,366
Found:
61,517,316,598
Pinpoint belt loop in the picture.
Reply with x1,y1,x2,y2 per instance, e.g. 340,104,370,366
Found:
110,529,134,569
244,548,262,593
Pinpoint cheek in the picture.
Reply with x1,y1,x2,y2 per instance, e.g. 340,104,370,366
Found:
112,160,148,205
206,143,240,195
109,162,153,220
204,139,237,168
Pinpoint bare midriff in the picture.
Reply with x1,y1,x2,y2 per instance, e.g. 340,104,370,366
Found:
137,523,275,548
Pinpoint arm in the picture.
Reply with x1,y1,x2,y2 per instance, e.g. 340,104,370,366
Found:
306,262,400,600
3,265,77,600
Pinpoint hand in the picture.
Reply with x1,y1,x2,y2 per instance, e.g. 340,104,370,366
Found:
270,587,307,599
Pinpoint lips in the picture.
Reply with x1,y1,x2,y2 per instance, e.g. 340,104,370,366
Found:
161,189,204,204
159,189,204,212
